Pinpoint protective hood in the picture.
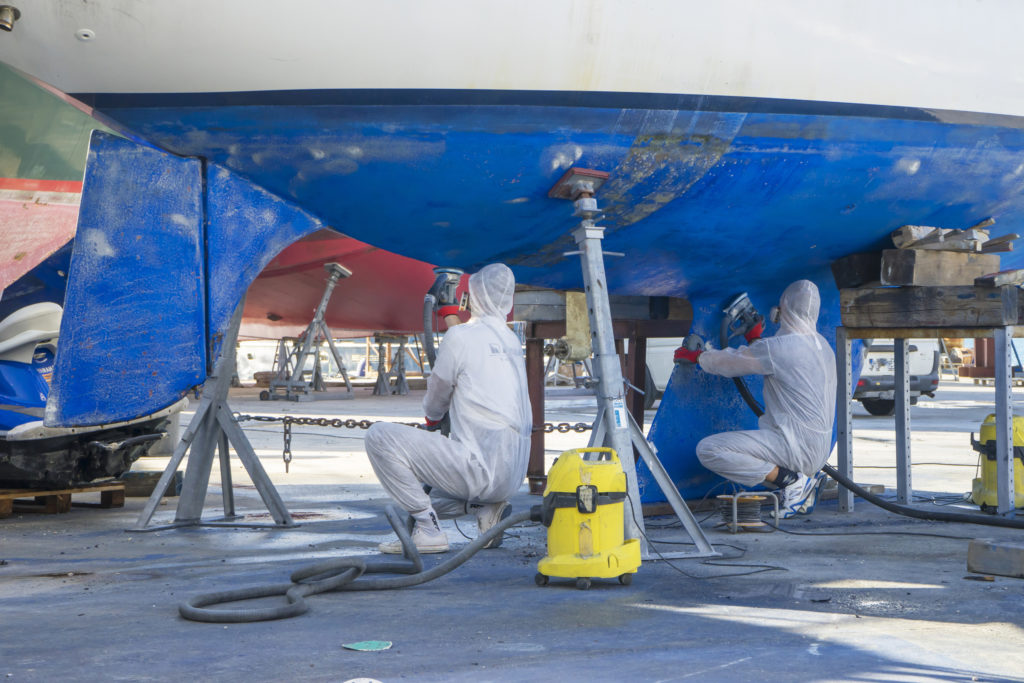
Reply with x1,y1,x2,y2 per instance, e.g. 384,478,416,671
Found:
468,263,514,320
777,280,820,337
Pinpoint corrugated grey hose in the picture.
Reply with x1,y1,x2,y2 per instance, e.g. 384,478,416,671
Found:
180,506,534,623
423,293,438,368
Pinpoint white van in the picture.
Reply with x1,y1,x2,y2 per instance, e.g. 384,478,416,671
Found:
854,339,941,415
646,337,684,403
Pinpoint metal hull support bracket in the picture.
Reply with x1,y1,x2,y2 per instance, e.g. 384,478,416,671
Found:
550,167,717,560
263,262,355,402
132,302,295,531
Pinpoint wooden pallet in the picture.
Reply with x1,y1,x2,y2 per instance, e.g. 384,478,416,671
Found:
0,482,126,518
972,377,1024,387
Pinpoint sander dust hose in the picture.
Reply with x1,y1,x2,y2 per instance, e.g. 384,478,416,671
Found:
423,292,438,368
180,506,534,623
819,463,1024,529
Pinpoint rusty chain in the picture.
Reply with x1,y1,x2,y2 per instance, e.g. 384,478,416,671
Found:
233,413,593,472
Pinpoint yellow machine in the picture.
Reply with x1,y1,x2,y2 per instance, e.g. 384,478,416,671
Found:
535,447,641,590
970,414,1024,510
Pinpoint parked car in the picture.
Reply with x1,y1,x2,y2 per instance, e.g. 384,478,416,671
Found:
854,339,941,416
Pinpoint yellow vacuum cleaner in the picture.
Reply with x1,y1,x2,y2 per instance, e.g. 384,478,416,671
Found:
535,447,641,590
970,414,1024,510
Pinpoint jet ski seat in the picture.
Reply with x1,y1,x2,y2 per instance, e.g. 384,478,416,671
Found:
0,302,62,363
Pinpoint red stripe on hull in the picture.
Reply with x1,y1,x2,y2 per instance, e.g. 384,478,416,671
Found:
0,178,84,193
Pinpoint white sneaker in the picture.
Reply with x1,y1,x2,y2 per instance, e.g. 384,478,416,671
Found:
378,525,450,554
474,501,510,549
774,472,826,519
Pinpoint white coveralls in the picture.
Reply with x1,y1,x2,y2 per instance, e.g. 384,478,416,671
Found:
364,263,532,516
696,280,837,487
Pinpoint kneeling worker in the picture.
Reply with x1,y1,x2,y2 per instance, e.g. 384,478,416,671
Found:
365,263,532,553
673,280,837,518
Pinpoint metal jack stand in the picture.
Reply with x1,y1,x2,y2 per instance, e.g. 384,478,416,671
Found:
372,334,411,396
263,262,354,402
132,304,295,531
551,167,717,560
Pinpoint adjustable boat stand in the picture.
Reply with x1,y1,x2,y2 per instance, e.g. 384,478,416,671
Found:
132,304,295,531
551,168,718,560
264,262,354,402
372,334,411,396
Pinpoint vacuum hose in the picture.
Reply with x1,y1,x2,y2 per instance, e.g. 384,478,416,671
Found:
423,292,438,369
820,463,1024,529
180,506,535,622
720,316,765,417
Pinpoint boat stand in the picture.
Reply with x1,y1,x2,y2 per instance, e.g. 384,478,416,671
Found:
372,334,412,396
263,262,354,402
552,167,718,560
132,304,295,531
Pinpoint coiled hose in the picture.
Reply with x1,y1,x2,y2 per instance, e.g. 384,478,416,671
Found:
180,506,534,622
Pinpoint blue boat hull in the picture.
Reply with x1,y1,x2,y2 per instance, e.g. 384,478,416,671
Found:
76,91,1024,303
45,90,1024,495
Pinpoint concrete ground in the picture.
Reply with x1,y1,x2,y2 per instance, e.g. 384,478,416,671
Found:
1,380,1023,682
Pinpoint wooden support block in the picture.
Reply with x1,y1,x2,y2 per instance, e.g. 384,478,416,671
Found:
967,217,997,231
41,493,72,514
981,234,1019,253
968,539,1024,580
881,249,1001,286
840,285,1021,327
0,483,127,517
100,489,126,508
831,252,882,289
976,269,1024,288
892,225,942,248
118,470,183,497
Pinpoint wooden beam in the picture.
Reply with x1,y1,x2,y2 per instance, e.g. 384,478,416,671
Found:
840,285,1022,327
968,539,1024,580
842,326,1024,340
880,249,1001,286
891,225,941,248
831,251,882,289
975,269,1024,288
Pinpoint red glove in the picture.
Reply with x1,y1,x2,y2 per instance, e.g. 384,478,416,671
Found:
424,416,442,428
673,346,702,365
438,304,461,317
744,319,765,343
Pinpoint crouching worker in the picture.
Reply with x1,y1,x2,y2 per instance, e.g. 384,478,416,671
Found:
673,280,837,518
364,263,532,553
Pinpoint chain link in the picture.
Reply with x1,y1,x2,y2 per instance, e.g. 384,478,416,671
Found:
282,420,292,473
233,413,593,471
536,422,594,434
235,414,424,430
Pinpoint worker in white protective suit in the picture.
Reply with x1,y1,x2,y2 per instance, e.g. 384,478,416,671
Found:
673,280,837,518
364,263,532,553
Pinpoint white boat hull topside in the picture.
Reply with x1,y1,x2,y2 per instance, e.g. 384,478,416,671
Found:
0,0,1022,118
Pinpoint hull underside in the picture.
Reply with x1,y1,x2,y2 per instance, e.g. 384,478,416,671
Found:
72,91,1024,306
